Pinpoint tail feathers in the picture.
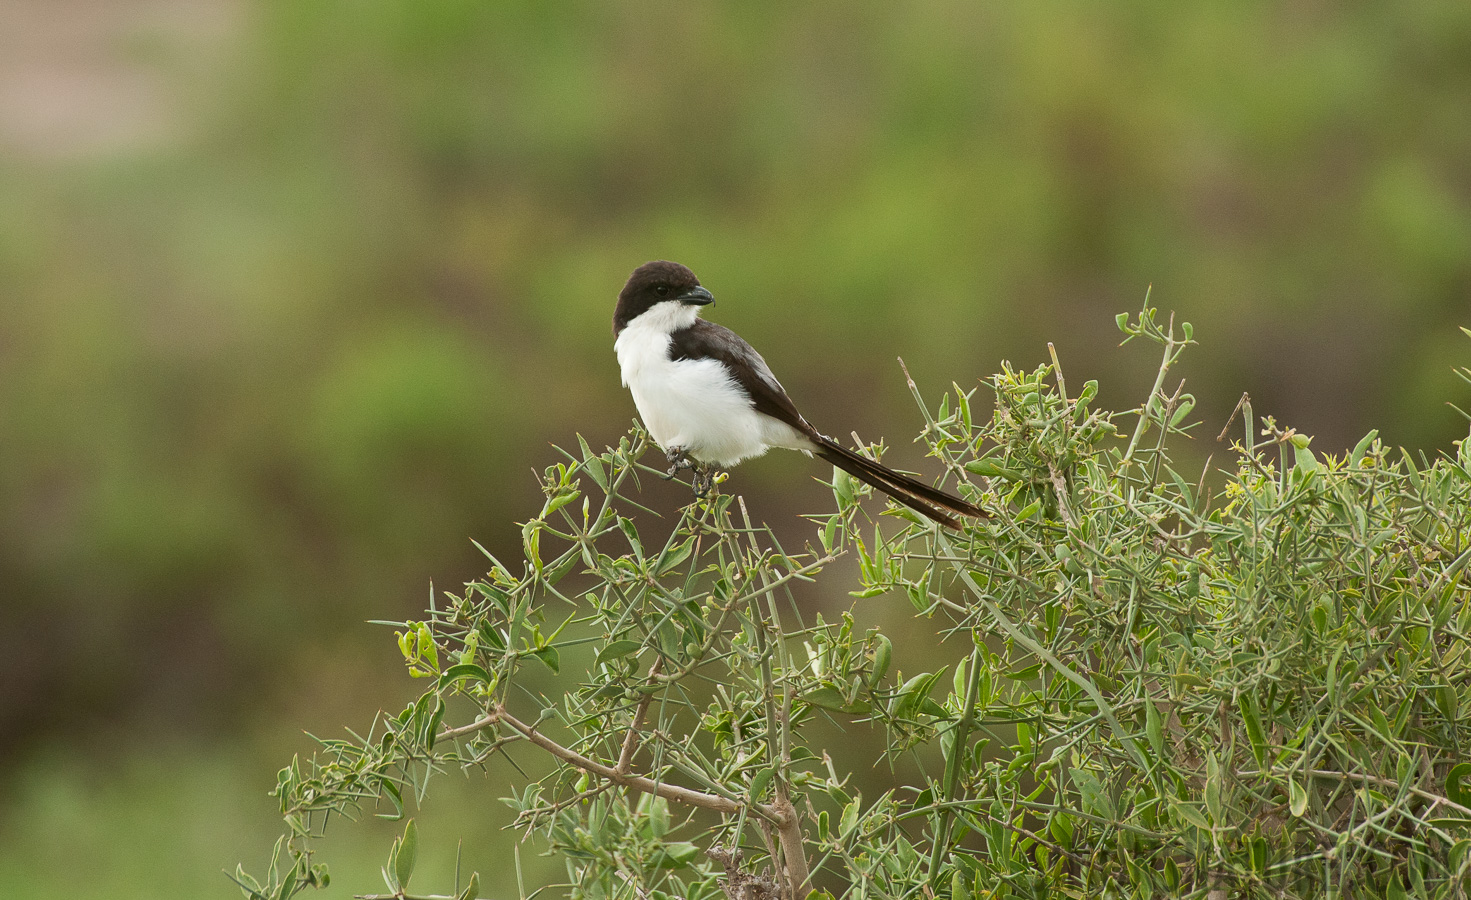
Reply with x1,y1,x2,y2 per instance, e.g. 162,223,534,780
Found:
813,436,987,530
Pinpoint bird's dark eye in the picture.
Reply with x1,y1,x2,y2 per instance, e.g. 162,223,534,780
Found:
654,285,670,296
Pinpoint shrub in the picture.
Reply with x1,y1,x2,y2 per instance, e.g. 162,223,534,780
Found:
236,310,1471,899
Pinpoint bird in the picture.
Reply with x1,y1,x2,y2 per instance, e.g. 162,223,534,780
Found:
612,260,987,529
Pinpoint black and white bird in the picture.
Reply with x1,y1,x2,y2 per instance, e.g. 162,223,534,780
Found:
612,260,987,529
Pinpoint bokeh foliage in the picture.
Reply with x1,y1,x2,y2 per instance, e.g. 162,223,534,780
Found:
246,313,1471,898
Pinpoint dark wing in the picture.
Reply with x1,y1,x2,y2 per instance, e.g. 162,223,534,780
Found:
669,322,988,528
668,320,815,436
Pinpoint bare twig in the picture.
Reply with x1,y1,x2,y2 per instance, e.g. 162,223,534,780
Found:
494,705,771,820
1048,461,1078,531
617,658,663,775
1217,392,1251,443
707,846,780,900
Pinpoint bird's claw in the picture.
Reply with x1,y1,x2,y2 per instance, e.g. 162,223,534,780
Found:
663,448,696,480
691,468,716,498
663,448,720,498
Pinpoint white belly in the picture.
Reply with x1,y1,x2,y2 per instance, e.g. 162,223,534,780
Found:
615,323,809,468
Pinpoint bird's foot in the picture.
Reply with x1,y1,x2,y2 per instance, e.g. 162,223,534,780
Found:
663,448,697,480
662,448,721,498
691,466,720,498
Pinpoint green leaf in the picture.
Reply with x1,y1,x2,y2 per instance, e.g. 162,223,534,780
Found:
1402,448,1423,490
1248,836,1267,874
660,842,701,868
421,697,446,748
595,640,643,666
618,517,643,560
437,664,491,689
892,669,946,720
1076,379,1099,410
917,698,949,719
1014,499,1042,522
1447,762,1471,808
648,796,669,836
1048,812,1074,849
654,537,696,575
868,633,892,686
1350,429,1379,466
521,520,542,573
1006,661,1043,682
230,867,263,897
540,488,581,518
1326,645,1344,705
1289,432,1319,477
1125,858,1149,890
949,870,973,900
576,435,608,490
1238,694,1267,767
1367,704,1395,742
1453,839,1471,873
1015,720,1032,755
1310,598,1329,633
530,645,560,674
1386,873,1408,900
273,869,298,900
1071,767,1113,819
749,767,775,802
544,550,579,586
394,820,418,890
457,872,480,900
804,685,867,715
1172,799,1211,831
378,779,405,819
1204,751,1223,821
1288,778,1308,817
964,459,1025,480
416,623,439,671
820,516,838,553
1437,677,1459,721
1145,699,1164,755
1169,395,1195,428
833,467,856,506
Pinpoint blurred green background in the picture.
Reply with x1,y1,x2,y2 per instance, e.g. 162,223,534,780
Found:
1,2,1468,897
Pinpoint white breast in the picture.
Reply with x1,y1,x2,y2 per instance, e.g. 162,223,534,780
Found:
614,308,810,468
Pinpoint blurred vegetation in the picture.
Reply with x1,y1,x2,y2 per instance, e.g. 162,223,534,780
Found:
0,2,1468,898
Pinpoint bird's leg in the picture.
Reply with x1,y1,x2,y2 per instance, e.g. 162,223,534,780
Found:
663,447,697,480
662,449,721,498
691,465,717,498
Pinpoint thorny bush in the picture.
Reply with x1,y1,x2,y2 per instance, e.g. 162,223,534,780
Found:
236,311,1471,900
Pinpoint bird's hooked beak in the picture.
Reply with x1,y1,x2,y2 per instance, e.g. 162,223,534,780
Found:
677,286,715,306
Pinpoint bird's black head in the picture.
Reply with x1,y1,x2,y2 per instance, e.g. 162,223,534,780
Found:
613,261,715,335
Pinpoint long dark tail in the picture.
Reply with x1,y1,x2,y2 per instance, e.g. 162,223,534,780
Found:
812,436,987,530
